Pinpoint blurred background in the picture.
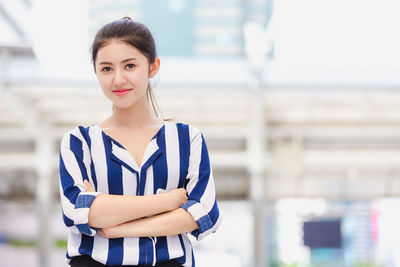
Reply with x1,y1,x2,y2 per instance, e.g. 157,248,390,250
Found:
1,0,400,266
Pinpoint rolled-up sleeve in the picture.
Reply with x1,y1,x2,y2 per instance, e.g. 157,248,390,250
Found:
58,129,101,236
181,126,222,241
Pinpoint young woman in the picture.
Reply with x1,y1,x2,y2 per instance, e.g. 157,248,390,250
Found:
58,17,221,267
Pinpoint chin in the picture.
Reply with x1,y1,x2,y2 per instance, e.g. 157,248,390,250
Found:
113,102,137,109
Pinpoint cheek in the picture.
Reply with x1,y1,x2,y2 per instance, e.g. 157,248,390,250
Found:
136,67,150,79
97,75,111,89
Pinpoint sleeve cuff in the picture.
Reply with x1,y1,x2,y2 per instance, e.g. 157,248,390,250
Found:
74,192,101,236
181,200,214,238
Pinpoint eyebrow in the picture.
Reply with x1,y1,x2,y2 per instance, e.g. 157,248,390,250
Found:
98,58,137,65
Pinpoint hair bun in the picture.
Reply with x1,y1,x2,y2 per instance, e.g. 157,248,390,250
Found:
121,16,132,20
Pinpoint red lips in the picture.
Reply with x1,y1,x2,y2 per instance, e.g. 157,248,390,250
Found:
113,89,131,92
113,89,132,96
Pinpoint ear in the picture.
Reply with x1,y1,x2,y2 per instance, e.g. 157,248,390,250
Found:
149,57,160,78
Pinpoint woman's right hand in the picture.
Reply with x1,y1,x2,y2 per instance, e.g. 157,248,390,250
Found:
166,188,188,210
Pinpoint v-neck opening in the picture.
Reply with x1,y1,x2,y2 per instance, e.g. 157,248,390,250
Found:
93,121,166,169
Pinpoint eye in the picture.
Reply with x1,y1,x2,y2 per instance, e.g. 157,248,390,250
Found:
101,66,112,72
126,63,135,69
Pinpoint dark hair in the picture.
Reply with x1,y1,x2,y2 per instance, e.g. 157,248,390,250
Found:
91,17,162,118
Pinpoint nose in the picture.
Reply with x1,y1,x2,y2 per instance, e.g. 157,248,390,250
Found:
112,69,127,87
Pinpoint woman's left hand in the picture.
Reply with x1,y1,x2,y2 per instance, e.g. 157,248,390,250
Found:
84,180,96,192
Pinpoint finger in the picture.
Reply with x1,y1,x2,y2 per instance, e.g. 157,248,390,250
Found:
87,185,95,192
98,229,105,238
84,180,95,192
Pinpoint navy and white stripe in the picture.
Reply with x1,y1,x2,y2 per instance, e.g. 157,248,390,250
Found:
58,121,221,266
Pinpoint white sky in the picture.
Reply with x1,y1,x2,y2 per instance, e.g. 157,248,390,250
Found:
271,0,400,68
27,0,92,77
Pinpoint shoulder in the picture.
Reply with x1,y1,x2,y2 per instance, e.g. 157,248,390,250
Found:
166,121,202,142
60,125,92,147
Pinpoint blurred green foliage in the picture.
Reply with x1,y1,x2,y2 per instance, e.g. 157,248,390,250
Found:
5,238,67,248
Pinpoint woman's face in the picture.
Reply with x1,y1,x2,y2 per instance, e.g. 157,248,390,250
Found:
95,39,159,110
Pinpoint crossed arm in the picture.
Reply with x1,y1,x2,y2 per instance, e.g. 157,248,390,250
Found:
84,180,198,239
59,127,219,240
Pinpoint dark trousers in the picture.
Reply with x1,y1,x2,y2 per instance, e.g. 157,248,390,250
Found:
69,255,182,267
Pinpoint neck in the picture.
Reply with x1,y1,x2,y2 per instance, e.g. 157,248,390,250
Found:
110,97,162,129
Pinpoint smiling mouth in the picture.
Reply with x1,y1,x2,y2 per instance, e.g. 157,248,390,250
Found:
113,89,132,92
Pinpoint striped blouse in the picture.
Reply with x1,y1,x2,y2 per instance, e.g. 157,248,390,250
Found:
58,121,221,266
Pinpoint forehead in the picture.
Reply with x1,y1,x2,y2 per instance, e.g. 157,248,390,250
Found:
96,39,146,63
